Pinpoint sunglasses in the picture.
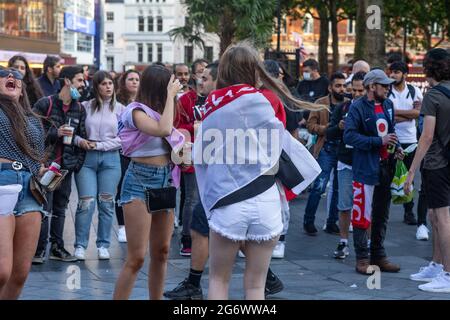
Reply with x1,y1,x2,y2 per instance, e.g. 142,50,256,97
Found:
0,69,24,80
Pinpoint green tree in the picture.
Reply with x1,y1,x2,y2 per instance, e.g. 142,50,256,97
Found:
169,0,277,56
385,0,449,51
291,0,355,74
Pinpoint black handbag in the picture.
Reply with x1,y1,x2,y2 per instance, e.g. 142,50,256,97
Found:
144,186,177,213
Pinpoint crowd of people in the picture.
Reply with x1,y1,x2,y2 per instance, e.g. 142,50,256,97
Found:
0,44,449,300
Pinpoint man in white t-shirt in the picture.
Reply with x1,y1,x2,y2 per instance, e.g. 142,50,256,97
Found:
388,61,423,226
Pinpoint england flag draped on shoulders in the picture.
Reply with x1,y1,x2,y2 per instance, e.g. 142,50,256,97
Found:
193,83,322,213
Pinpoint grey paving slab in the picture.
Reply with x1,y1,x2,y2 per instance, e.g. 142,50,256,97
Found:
19,177,450,300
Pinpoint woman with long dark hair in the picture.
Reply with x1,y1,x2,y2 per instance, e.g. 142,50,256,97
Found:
113,65,184,299
0,67,46,299
72,71,125,261
8,55,44,106
116,70,140,106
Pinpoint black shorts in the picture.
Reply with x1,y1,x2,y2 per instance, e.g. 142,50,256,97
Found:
190,202,209,237
423,166,450,209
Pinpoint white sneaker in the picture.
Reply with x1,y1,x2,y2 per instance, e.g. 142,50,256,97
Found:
98,247,110,260
118,226,127,243
418,272,450,293
238,250,245,258
74,246,85,260
410,261,443,282
272,242,285,259
416,224,429,241
349,224,353,233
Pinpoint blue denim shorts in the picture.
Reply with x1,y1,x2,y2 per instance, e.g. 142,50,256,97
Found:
0,169,46,217
337,167,353,211
119,161,172,208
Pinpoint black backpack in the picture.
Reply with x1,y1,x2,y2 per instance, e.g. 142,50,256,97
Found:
432,85,450,161
388,84,416,101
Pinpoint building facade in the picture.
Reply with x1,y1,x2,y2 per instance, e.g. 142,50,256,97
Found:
60,0,96,65
102,0,219,72
0,0,60,68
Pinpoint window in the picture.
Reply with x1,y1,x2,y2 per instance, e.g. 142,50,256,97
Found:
302,13,313,34
147,43,153,62
157,16,163,32
64,30,75,51
106,12,114,21
431,22,441,36
107,56,114,71
138,16,145,32
77,34,93,52
204,46,213,62
147,16,154,32
137,43,143,62
347,19,355,35
157,43,163,62
184,46,193,63
106,32,114,45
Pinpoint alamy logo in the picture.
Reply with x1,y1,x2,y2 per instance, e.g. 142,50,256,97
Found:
171,128,281,168
366,265,381,289
366,5,381,30
66,265,81,290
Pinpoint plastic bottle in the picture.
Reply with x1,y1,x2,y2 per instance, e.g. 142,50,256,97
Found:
39,162,61,186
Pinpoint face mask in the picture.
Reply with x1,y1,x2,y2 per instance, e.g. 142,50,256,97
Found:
70,86,81,100
303,72,311,81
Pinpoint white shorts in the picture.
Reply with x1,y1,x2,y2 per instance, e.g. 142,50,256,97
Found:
0,184,23,216
207,184,283,241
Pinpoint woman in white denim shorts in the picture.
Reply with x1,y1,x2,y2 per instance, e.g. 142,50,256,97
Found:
193,43,324,300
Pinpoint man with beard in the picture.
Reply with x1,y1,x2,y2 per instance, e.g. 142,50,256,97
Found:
304,72,348,235
344,69,404,274
388,61,424,228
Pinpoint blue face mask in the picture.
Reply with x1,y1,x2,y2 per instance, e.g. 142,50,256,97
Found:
70,86,81,100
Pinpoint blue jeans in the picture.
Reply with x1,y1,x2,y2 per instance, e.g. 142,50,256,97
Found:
74,150,121,249
304,143,339,226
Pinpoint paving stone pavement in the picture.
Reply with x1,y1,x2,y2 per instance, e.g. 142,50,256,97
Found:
22,180,450,300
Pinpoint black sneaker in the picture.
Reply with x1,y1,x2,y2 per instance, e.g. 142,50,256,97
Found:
163,279,203,300
404,212,417,225
333,241,350,259
324,223,340,235
303,223,318,236
32,251,46,265
49,244,78,262
265,272,284,297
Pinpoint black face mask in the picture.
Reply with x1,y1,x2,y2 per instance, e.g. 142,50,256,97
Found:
332,91,345,102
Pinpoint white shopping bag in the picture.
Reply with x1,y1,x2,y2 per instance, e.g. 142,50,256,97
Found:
0,184,22,215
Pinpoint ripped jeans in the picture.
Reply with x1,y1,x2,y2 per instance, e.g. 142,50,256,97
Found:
74,150,121,249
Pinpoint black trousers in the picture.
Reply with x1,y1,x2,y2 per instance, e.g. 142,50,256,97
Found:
115,155,130,226
353,161,395,260
36,171,73,253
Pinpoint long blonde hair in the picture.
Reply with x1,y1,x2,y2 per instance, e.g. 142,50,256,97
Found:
217,42,327,112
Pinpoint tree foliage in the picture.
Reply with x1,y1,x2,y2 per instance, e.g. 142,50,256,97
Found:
169,0,278,55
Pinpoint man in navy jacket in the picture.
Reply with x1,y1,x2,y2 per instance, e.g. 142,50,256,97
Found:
344,69,404,275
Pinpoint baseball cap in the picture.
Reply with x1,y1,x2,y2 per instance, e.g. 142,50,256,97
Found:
363,69,395,86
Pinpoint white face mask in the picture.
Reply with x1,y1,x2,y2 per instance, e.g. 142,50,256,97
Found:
303,72,311,81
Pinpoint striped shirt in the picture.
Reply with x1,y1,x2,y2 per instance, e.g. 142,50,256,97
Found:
0,107,45,176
